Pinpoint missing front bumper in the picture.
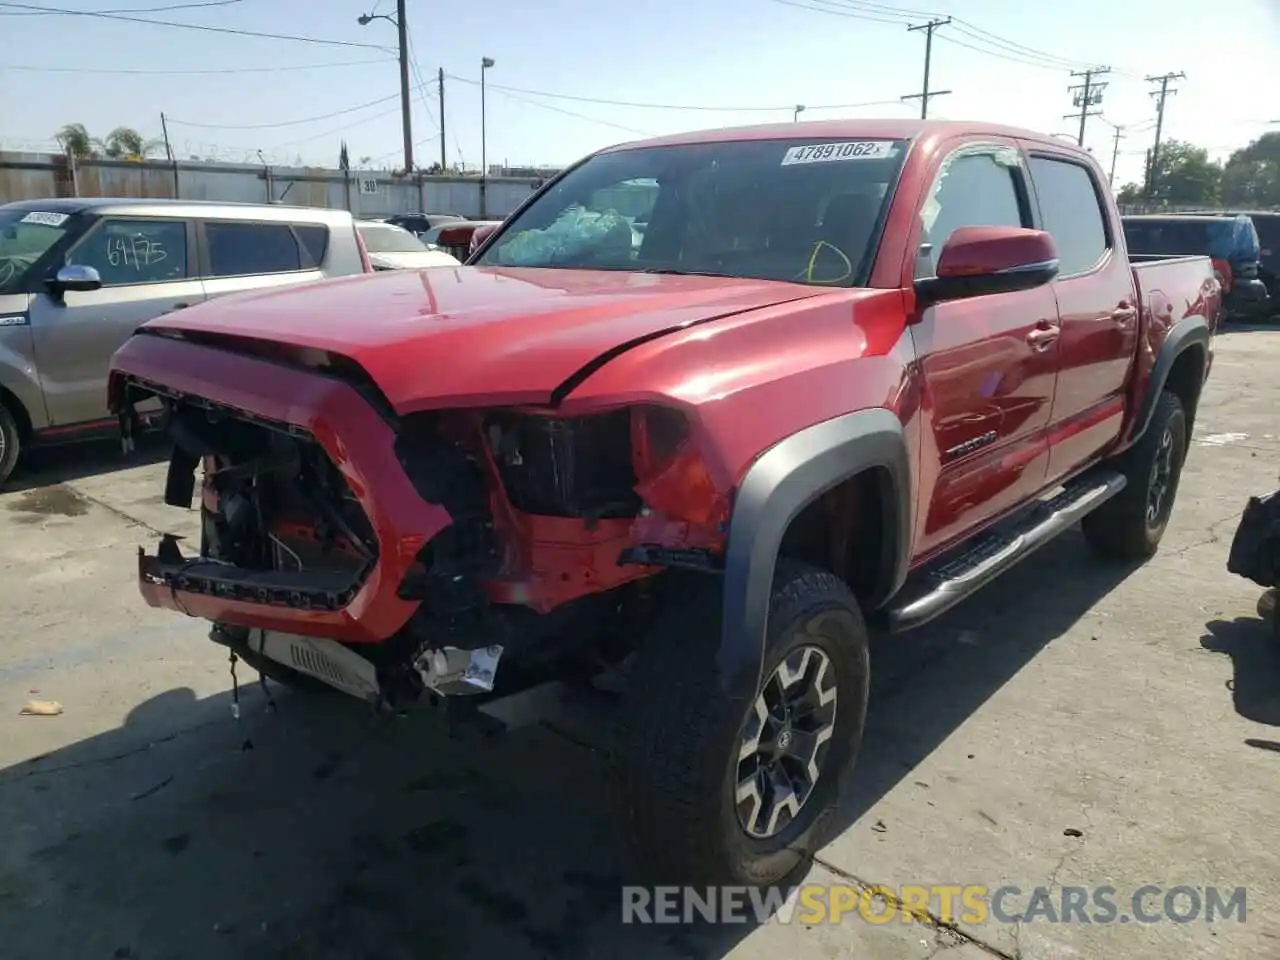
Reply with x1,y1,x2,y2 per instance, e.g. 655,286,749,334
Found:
139,536,364,612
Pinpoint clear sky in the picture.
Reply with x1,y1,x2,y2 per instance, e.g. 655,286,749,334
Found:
2,0,1276,189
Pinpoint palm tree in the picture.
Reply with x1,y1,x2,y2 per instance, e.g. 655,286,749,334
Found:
100,127,161,160
54,123,95,158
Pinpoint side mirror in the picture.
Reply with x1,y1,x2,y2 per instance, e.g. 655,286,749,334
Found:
47,264,103,297
914,227,1058,308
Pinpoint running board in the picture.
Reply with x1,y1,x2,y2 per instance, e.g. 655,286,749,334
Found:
887,471,1127,633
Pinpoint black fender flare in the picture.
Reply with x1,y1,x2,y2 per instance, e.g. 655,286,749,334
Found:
1127,315,1211,446
717,408,913,699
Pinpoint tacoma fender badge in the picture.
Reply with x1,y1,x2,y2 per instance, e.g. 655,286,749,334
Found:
945,430,998,460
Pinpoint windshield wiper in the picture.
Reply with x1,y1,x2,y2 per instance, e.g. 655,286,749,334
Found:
639,267,734,278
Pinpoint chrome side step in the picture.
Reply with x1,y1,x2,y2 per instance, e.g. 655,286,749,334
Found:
886,471,1127,633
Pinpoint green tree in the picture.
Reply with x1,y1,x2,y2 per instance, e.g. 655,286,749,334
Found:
1149,140,1222,205
1116,183,1143,205
100,126,159,160
1221,132,1280,207
54,122,95,158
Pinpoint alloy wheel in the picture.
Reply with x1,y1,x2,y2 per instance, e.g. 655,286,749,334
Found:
1146,425,1177,526
734,645,838,840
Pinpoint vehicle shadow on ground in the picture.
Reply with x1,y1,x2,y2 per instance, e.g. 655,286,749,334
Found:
0,533,1137,960
5,432,169,494
1200,615,1280,727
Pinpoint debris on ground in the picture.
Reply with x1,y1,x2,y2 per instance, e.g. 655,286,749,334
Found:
19,700,63,717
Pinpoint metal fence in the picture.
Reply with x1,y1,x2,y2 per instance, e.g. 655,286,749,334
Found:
0,152,542,219
1118,202,1280,216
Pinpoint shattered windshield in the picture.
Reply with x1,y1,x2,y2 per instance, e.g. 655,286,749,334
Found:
475,137,909,287
0,210,72,295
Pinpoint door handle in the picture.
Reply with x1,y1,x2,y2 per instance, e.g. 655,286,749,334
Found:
171,302,191,310
1111,304,1137,326
1026,323,1060,350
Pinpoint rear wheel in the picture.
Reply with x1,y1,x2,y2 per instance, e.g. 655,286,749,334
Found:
613,561,870,886
0,402,21,488
1082,390,1187,561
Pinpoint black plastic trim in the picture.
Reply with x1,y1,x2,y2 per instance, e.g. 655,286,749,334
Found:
717,407,912,699
1127,315,1210,445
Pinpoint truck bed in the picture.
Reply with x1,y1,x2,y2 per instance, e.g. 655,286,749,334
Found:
1129,254,1219,329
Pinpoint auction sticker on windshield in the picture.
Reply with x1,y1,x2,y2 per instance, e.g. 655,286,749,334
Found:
19,211,70,228
781,141,896,165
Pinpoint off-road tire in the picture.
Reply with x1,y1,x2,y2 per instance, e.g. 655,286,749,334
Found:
613,560,870,887
1082,390,1188,561
0,401,21,488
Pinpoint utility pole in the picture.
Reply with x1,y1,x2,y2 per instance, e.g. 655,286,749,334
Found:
1145,71,1185,199
901,17,952,119
1064,67,1110,147
1098,118,1125,187
480,56,494,217
438,67,446,173
395,0,412,173
357,1,413,174
160,111,179,198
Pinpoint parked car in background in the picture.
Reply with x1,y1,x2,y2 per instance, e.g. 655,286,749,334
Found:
1219,210,1279,315
110,119,1218,888
429,219,503,260
381,212,466,238
0,197,369,485
355,220,461,271
1122,213,1268,320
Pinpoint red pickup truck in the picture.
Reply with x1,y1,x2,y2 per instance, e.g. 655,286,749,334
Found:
108,120,1219,888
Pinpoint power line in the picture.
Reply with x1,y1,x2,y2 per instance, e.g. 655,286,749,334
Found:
486,86,654,138
0,2,392,50
367,131,442,166
1063,67,1110,146
772,0,1115,74
0,0,239,12
934,31,1082,73
443,73,901,114
901,17,951,119
797,0,1137,75
1,57,392,75
267,97,427,151
404,33,439,129
167,93,401,130
948,19,1091,70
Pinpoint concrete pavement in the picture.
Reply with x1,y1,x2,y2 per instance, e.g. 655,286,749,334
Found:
1,325,1278,959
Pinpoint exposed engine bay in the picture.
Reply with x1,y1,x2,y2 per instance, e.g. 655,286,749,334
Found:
116,371,728,714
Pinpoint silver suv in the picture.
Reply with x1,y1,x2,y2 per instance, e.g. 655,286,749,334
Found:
0,198,369,484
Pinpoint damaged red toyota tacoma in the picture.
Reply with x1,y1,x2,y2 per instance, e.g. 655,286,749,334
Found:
108,120,1220,886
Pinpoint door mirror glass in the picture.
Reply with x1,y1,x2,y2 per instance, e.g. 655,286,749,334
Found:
916,226,1058,307
48,264,103,295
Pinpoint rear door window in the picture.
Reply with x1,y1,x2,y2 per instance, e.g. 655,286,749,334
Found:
65,218,189,287
295,225,330,269
204,222,304,277
1029,156,1109,276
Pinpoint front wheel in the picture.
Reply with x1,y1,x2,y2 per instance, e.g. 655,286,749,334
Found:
1082,390,1188,561
0,402,21,487
613,561,870,887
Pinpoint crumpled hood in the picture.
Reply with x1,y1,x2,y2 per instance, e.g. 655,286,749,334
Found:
140,266,826,412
